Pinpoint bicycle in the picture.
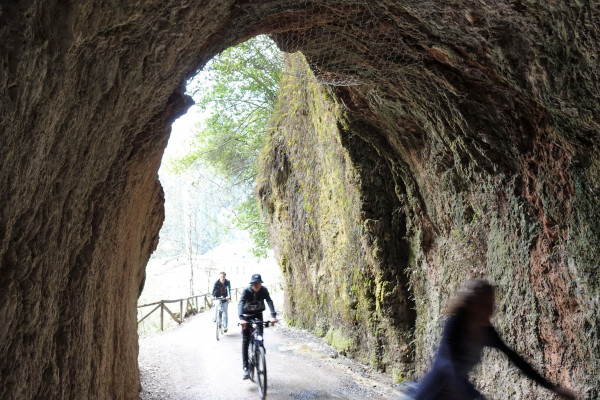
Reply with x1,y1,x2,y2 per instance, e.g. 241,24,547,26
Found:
241,318,274,399
214,297,227,340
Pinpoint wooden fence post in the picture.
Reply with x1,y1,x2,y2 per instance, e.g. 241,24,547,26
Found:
160,302,164,331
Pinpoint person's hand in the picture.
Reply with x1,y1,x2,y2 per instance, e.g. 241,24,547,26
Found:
270,318,277,325
553,386,577,400
226,296,231,301
239,320,247,329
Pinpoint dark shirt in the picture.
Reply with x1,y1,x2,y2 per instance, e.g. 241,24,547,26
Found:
238,285,276,318
212,279,231,298
416,314,553,400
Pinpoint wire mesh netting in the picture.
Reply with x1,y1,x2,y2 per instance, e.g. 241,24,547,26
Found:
238,0,423,86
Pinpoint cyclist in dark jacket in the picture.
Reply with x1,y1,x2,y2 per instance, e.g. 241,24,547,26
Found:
212,272,231,331
238,273,277,380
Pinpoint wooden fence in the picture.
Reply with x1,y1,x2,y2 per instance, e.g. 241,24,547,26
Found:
137,283,283,331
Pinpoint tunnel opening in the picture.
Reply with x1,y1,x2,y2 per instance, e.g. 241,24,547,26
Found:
137,24,418,385
137,35,284,334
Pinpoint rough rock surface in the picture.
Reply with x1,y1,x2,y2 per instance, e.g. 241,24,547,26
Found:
258,54,415,380
1,1,598,399
260,2,599,399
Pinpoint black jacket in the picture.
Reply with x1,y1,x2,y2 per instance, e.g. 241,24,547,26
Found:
238,285,276,318
212,279,231,298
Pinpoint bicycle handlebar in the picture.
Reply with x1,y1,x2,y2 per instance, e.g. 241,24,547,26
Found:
238,319,276,327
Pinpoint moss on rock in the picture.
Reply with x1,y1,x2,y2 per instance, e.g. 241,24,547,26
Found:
257,54,415,376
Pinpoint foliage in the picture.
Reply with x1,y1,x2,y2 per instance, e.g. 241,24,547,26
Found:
231,197,271,259
153,165,231,260
171,35,283,258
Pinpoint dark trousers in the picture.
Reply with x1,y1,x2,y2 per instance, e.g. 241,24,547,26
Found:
242,313,263,368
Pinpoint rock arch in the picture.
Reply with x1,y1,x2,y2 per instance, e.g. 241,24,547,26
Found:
1,1,598,398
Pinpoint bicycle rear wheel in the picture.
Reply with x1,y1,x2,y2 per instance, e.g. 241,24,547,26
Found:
256,345,267,399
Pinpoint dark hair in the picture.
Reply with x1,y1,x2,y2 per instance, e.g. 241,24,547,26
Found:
446,278,495,316
220,271,226,276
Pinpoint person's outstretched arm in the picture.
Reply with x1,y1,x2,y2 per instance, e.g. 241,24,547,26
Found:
488,328,577,399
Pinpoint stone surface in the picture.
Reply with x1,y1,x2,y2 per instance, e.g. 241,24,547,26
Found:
257,54,415,380
261,2,599,399
1,1,598,399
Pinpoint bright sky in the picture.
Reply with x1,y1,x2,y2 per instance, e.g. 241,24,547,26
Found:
162,105,200,166
162,70,212,169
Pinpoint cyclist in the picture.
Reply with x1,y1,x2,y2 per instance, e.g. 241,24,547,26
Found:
414,279,577,400
238,273,277,380
212,271,231,332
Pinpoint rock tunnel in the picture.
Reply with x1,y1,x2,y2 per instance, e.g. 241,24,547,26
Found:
1,1,598,398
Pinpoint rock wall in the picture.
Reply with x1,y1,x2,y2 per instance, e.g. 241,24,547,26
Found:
0,1,252,398
257,54,415,379
260,2,599,398
1,0,598,399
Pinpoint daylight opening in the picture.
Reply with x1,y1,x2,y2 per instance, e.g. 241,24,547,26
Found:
137,36,284,334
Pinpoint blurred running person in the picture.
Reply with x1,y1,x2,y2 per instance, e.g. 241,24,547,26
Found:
415,279,577,400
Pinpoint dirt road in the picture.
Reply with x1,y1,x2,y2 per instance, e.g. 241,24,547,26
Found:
138,295,405,400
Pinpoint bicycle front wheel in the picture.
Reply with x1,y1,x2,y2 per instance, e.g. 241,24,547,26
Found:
216,312,221,341
256,345,267,399
249,341,256,382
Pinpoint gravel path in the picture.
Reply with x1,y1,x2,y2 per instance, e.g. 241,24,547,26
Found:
138,295,406,400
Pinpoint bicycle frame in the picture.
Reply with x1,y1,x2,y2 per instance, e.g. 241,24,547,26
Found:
249,319,270,344
215,297,228,317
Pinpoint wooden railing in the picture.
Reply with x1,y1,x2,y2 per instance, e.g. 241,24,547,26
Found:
137,282,283,331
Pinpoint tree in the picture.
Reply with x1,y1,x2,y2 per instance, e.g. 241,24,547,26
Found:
171,35,284,258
